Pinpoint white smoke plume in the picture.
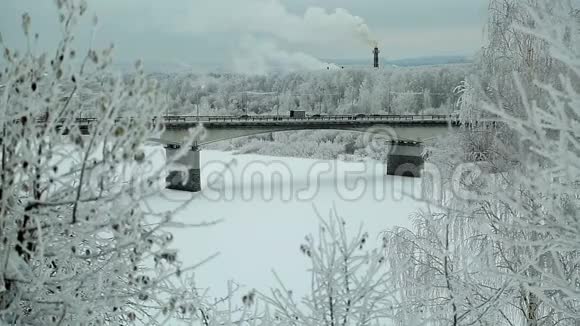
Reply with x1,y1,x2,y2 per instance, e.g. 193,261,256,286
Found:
176,1,378,47
174,0,378,72
92,0,378,73
300,7,378,48
233,36,338,74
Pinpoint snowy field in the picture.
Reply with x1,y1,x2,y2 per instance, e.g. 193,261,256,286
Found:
147,149,425,299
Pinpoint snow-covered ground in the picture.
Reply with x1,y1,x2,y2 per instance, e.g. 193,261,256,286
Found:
148,149,424,299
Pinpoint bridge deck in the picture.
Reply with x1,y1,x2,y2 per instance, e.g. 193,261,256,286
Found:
66,114,463,145
157,115,461,145
162,114,459,129
164,114,455,122
67,114,459,126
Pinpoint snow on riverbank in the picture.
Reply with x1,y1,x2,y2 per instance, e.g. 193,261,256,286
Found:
148,149,424,299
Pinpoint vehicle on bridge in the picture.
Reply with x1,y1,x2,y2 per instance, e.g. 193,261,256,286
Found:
304,113,367,120
289,110,306,119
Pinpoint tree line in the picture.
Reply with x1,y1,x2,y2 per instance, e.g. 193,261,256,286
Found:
153,65,468,117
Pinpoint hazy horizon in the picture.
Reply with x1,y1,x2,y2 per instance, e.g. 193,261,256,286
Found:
1,0,487,73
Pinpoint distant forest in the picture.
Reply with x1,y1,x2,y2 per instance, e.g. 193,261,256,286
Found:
152,64,470,117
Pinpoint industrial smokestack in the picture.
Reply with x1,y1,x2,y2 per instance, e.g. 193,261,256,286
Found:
373,46,380,68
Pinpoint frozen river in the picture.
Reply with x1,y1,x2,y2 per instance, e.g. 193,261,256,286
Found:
149,150,424,299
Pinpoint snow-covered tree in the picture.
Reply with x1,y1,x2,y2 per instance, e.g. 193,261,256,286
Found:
422,88,432,111
474,2,580,322
261,211,396,326
357,78,373,114
392,92,418,115
384,209,509,326
396,1,580,325
279,91,296,114
0,2,205,324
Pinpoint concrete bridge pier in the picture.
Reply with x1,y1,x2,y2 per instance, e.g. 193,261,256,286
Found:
165,144,201,192
386,142,424,178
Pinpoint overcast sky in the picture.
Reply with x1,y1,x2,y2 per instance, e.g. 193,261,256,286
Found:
0,0,488,72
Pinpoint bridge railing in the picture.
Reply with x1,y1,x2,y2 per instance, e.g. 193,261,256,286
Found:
64,114,459,125
161,114,456,123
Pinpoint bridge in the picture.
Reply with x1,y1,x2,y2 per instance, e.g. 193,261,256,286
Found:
159,114,456,145
152,114,460,192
